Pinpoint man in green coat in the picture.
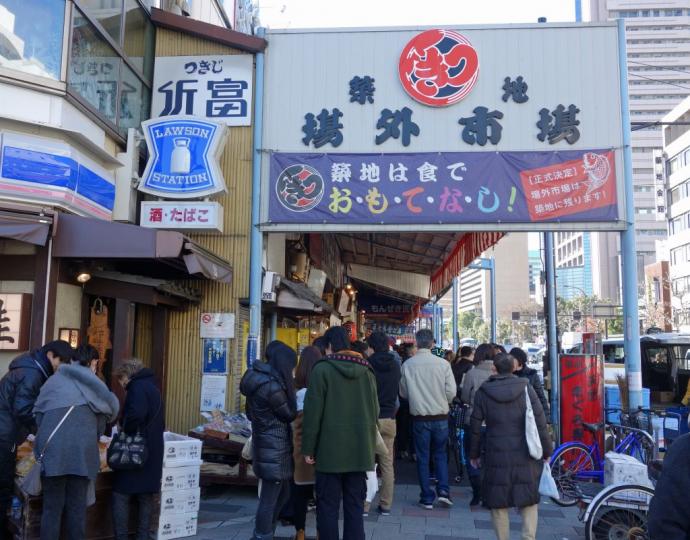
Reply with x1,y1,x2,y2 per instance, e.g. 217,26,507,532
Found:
302,326,379,540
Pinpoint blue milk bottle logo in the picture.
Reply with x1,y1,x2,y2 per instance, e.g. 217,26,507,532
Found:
139,115,228,199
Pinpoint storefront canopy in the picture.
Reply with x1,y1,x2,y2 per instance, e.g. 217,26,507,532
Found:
0,208,52,246
278,277,334,314
52,214,232,284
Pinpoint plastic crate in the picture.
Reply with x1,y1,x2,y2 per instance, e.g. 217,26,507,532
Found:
664,407,690,446
605,386,650,424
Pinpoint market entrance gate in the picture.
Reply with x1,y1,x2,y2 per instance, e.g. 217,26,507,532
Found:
247,21,644,436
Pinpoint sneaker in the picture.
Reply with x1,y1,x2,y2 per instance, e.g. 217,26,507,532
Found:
377,506,391,516
437,495,454,508
419,501,433,510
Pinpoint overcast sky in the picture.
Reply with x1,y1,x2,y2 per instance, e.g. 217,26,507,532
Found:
258,0,577,29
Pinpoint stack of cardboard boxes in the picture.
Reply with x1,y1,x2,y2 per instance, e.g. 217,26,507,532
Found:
158,433,203,539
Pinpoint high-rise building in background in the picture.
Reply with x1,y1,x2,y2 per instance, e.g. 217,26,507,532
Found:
662,95,690,330
571,1,690,303
528,250,543,304
453,234,531,322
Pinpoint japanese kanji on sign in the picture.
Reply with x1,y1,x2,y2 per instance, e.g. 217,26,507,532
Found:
260,24,625,231
152,54,253,126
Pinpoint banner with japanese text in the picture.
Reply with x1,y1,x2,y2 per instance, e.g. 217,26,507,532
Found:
268,149,617,225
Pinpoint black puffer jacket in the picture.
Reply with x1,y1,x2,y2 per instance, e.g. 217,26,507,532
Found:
368,351,401,419
470,375,552,509
240,361,297,481
649,433,690,539
0,351,54,446
516,366,550,418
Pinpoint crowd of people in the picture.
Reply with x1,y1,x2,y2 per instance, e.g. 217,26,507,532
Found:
0,340,164,540
241,328,553,540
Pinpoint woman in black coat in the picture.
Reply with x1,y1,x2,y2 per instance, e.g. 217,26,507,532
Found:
240,341,297,540
111,359,164,540
469,354,552,540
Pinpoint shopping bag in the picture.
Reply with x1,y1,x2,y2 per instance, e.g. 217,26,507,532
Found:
241,436,253,461
525,387,543,460
19,462,42,497
365,465,378,503
539,462,559,498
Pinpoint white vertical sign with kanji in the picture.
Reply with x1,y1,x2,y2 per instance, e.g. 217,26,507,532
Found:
152,55,253,127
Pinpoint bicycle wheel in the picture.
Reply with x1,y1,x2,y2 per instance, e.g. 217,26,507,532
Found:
550,442,597,507
585,484,654,540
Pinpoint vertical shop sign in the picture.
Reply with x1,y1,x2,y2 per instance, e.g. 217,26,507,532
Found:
87,300,112,378
202,338,228,374
152,55,253,127
560,354,604,452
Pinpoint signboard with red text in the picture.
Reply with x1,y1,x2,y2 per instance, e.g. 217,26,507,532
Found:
140,201,223,233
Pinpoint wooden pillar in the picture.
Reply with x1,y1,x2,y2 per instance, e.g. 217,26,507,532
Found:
112,298,135,402
29,243,58,350
151,306,168,398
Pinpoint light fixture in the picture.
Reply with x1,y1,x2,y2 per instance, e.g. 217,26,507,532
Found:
76,271,92,284
345,284,352,290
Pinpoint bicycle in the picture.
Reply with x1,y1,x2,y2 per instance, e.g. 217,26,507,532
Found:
549,421,655,507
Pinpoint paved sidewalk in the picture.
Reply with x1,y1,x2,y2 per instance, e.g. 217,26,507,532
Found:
193,482,584,540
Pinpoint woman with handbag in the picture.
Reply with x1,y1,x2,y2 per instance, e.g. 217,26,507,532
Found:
111,359,164,540
468,353,552,540
33,345,119,540
240,341,297,540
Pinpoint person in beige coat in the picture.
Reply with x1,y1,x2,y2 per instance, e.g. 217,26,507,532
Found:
291,346,321,540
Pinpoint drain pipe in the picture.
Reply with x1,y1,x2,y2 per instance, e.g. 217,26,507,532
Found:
247,27,266,368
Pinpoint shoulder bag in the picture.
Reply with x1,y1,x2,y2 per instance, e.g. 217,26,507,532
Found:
107,396,162,471
524,386,543,460
20,405,75,496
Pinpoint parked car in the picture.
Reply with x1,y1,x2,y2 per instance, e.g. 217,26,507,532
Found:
598,333,690,402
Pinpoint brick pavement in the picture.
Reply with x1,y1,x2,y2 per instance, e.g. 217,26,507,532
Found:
192,479,584,540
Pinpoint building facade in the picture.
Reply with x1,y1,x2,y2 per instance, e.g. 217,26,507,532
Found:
579,1,690,302
0,0,264,433
456,234,531,321
662,95,690,330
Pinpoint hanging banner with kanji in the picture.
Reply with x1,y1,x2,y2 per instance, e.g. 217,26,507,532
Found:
268,149,617,225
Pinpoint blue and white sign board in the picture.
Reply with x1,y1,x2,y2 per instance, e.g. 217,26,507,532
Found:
152,54,253,127
202,338,228,374
0,132,115,220
139,115,228,199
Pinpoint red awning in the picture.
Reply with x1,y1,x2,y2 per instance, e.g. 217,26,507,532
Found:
429,232,504,297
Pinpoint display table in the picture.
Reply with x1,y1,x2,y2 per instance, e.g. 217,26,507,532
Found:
9,472,160,540
188,431,257,487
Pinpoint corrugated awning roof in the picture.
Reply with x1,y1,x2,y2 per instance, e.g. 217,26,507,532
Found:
330,231,503,300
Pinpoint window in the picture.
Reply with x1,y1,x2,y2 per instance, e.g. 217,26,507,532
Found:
69,10,121,124
0,0,66,80
78,0,123,44
67,3,153,135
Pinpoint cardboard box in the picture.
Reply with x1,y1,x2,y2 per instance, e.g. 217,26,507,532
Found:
157,512,198,540
160,488,201,516
164,432,203,468
161,465,200,492
651,391,675,404
604,452,652,488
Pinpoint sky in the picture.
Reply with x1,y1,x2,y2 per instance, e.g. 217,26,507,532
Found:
258,0,577,29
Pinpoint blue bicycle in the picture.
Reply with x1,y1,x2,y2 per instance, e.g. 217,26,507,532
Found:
549,420,655,507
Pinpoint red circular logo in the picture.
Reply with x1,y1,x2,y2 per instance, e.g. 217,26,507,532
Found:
399,29,479,107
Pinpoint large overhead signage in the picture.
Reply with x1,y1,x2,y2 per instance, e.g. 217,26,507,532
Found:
152,55,253,126
139,115,228,199
261,24,625,231
270,150,616,224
